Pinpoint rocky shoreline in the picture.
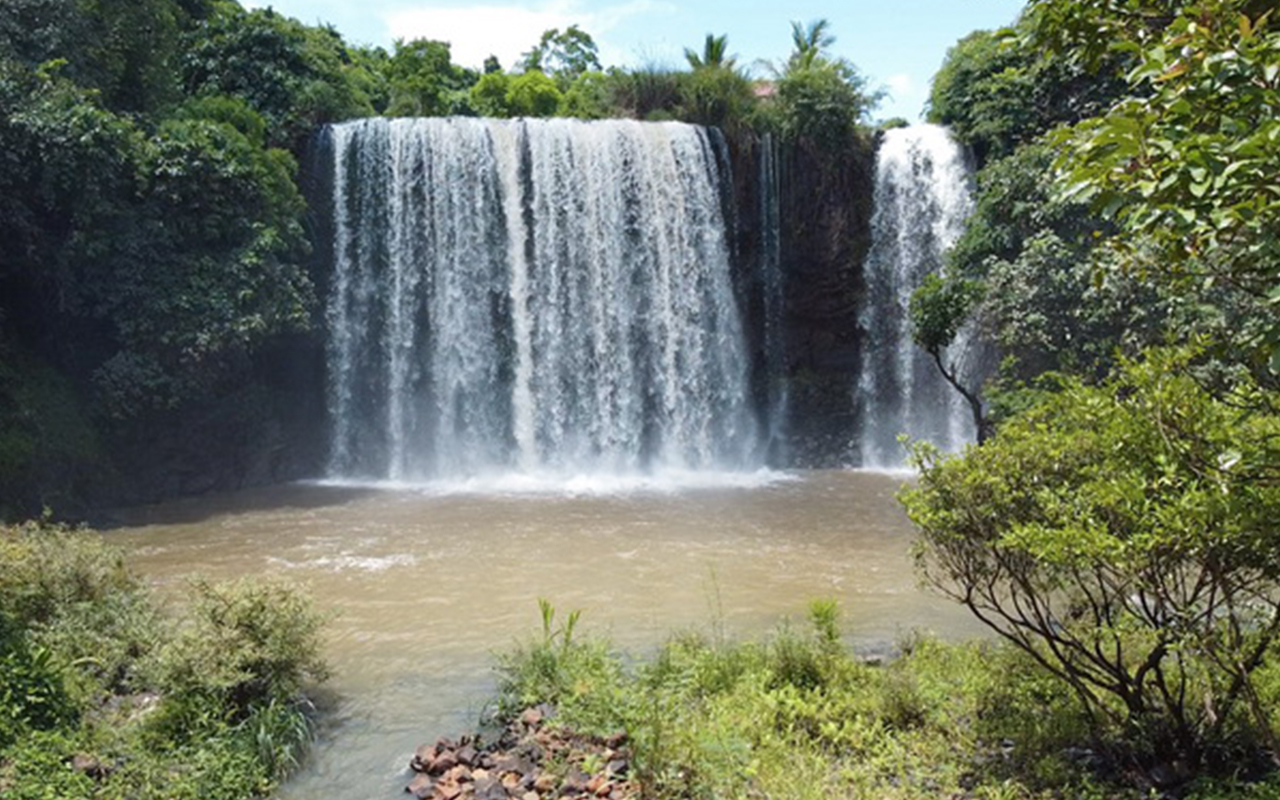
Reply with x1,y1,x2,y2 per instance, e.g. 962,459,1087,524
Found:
404,706,637,800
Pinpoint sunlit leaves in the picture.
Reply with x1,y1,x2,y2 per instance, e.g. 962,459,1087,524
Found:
518,25,601,89
181,5,376,148
1046,0,1280,367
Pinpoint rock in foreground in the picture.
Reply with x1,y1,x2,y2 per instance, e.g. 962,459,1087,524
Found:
406,705,636,800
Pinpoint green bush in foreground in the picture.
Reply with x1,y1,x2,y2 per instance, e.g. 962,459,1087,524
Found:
497,601,1280,799
904,347,1280,777
0,522,327,799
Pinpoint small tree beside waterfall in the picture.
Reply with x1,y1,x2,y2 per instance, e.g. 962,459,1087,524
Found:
901,348,1280,776
908,273,991,443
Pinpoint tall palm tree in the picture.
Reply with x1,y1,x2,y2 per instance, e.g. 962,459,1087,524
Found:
789,19,834,71
684,33,734,70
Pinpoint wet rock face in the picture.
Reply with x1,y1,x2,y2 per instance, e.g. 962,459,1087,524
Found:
406,706,636,800
725,131,878,469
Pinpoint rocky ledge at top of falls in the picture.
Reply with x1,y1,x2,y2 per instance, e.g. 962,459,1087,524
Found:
404,705,637,800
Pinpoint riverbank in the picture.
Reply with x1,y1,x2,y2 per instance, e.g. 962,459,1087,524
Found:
403,601,1280,800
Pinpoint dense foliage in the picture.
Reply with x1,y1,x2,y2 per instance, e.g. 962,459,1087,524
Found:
1048,0,1280,373
905,350,1280,771
0,522,328,798
0,1,350,516
7,0,1277,793
927,24,1124,167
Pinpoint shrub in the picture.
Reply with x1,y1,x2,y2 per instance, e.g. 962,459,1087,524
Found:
0,617,75,748
611,67,683,121
156,576,328,717
903,347,1280,774
0,522,159,699
676,64,755,133
772,63,870,145
0,525,328,797
0,522,137,627
505,71,562,118
469,71,511,117
559,70,612,119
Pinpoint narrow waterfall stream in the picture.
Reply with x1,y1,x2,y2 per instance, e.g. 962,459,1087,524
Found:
757,133,788,464
324,118,758,483
857,125,977,469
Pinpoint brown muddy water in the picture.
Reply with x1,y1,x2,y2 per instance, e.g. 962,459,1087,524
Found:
104,469,985,799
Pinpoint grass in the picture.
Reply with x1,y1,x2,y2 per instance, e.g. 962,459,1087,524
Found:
0,521,327,799
493,600,1280,800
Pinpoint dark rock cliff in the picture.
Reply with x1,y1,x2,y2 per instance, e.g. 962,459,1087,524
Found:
727,130,877,468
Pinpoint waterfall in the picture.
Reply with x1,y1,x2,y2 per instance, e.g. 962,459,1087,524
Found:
758,133,788,464
324,117,758,483
857,124,976,469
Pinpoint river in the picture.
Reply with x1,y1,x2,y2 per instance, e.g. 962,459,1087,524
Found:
105,469,984,799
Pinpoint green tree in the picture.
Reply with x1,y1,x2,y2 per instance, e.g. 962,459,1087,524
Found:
180,5,375,149
506,70,562,117
787,19,836,72
559,70,612,119
930,143,1166,387
684,33,734,70
927,25,1124,166
384,38,475,117
0,0,217,115
1044,0,1280,372
767,19,881,145
903,347,1280,774
0,65,313,419
469,71,512,117
676,34,754,132
908,273,990,442
519,25,601,88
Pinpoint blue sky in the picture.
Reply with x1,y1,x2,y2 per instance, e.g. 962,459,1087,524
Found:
244,0,1027,120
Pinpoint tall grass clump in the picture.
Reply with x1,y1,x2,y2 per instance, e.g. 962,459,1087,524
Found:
494,598,627,733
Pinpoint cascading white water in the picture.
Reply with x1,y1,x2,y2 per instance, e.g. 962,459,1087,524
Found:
857,124,976,469
324,117,758,483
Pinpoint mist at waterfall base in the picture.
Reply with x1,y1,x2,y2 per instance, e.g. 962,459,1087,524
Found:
857,124,982,470
323,118,770,493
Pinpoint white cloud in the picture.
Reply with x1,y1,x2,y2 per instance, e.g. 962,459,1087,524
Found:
382,0,670,70
885,73,913,96
880,72,929,119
